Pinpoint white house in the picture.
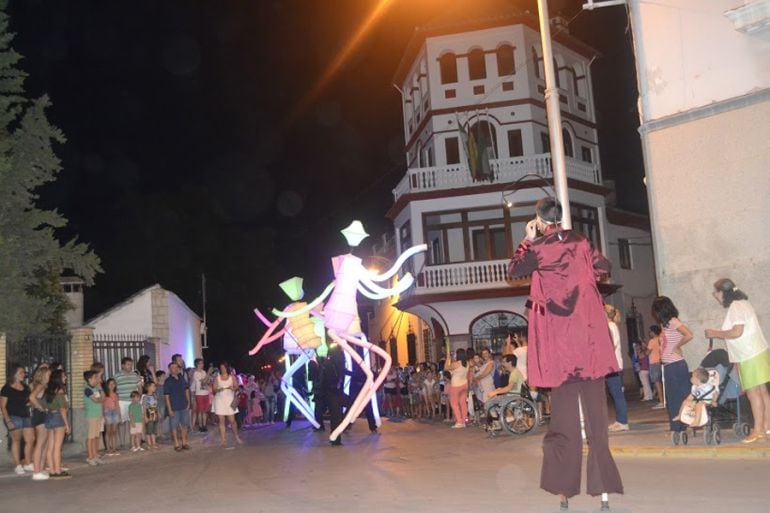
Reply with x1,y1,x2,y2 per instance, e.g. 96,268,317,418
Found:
87,284,202,372
627,0,770,369
368,1,658,377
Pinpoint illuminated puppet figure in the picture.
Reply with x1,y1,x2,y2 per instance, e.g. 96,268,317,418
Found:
250,276,332,429
275,221,426,442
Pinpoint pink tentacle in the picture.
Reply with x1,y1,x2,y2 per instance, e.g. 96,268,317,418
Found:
254,308,274,328
328,330,372,442
343,334,391,421
248,323,287,355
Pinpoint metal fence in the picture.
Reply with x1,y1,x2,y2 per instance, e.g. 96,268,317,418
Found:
92,334,156,379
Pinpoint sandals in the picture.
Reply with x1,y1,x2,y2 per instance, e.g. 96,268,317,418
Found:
174,446,183,452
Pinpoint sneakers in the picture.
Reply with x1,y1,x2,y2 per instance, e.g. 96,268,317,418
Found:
31,472,49,481
87,458,98,466
23,464,34,472
49,471,72,480
652,403,666,410
14,465,25,475
608,422,630,432
451,423,466,429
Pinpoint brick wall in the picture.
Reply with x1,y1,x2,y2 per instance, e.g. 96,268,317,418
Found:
0,333,6,382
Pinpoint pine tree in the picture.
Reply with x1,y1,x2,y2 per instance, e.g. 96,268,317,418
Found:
0,2,101,338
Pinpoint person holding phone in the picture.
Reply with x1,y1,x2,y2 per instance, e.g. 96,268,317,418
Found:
508,198,622,511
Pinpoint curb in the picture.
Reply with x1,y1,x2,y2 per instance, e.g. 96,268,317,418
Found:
588,445,770,459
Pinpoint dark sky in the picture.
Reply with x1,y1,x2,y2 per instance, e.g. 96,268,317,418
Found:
8,0,644,369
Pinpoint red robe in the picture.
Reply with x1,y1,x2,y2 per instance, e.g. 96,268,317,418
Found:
508,227,619,388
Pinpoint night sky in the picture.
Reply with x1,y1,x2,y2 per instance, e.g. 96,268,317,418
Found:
8,0,644,369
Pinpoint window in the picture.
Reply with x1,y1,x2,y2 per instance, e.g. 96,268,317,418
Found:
472,226,507,261
424,207,510,265
571,205,601,250
532,47,541,79
507,129,523,157
540,132,551,153
553,58,561,88
468,48,486,80
618,239,632,269
496,44,515,76
426,146,434,167
581,146,592,163
399,222,413,275
562,128,574,158
439,53,458,84
445,137,460,165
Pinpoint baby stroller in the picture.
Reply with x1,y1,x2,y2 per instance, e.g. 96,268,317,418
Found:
674,348,752,445
484,383,540,436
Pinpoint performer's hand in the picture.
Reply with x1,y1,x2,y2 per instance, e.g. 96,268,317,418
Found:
525,219,538,241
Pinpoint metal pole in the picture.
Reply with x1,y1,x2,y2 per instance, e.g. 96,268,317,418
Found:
201,273,208,349
536,0,572,229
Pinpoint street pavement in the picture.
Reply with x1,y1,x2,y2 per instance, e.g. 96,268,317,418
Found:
1,399,768,513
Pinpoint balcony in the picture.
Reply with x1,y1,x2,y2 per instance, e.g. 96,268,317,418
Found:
393,153,601,201
415,259,528,294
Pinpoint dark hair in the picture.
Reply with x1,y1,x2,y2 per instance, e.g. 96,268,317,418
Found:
503,354,518,367
649,325,661,336
172,353,182,362
194,358,204,366
155,370,166,378
651,296,679,328
442,370,451,380
713,278,749,308
536,197,562,224
121,357,133,365
219,362,232,375
91,362,104,371
130,390,140,399
45,369,67,403
143,382,155,394
136,355,151,374
8,363,24,382
104,378,117,396
83,370,97,382
455,349,467,367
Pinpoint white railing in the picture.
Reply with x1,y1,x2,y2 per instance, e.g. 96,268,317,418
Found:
416,259,528,293
392,153,601,201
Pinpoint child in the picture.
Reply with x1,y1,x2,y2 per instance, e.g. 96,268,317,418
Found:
236,385,248,428
142,382,160,449
128,391,145,452
248,388,263,425
675,367,716,426
102,378,121,456
45,369,70,479
83,371,104,465
441,371,452,422
155,370,167,439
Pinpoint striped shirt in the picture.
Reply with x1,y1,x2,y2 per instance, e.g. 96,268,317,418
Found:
661,317,685,364
115,370,142,401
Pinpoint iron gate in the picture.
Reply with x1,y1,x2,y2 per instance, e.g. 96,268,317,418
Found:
92,334,156,379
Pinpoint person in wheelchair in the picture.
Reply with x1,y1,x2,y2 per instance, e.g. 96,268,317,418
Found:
484,354,525,430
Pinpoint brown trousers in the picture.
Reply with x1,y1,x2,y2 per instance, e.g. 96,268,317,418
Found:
540,377,624,498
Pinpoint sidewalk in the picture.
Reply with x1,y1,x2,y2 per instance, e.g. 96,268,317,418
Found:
603,397,769,458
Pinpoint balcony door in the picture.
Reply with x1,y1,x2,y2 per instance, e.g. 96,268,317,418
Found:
469,311,527,353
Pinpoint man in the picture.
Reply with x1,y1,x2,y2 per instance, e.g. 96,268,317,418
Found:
114,357,142,449
164,362,191,451
191,358,210,432
322,345,346,446
508,198,623,510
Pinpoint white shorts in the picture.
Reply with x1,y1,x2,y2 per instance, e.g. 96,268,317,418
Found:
119,401,131,422
130,422,144,435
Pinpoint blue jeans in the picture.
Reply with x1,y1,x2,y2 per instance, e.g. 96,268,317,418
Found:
605,372,629,424
265,397,277,423
663,360,690,432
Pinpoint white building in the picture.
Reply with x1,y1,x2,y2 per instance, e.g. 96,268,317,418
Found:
627,0,770,369
87,284,202,371
368,1,658,376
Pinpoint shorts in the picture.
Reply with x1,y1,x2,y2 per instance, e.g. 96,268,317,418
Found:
31,409,47,427
169,409,190,431
45,411,66,430
87,418,103,439
5,415,32,431
145,420,158,435
195,395,211,412
649,363,662,384
104,409,121,425
119,400,132,422
130,422,144,435
384,388,397,395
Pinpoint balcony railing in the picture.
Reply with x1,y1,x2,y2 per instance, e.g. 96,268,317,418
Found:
393,153,601,201
415,259,529,294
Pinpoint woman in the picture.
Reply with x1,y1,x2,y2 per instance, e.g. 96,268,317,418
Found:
383,367,399,417
44,369,71,479
28,365,51,480
422,363,438,419
652,296,693,435
705,278,770,443
605,305,629,432
136,355,156,384
445,348,468,428
474,348,496,403
212,362,243,446
1,365,35,475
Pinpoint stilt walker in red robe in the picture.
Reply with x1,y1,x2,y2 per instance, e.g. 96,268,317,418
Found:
508,198,623,512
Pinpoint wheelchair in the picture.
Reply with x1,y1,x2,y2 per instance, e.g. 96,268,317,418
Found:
484,384,541,436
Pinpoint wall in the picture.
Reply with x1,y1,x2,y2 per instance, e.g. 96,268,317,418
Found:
166,291,202,368
89,289,153,337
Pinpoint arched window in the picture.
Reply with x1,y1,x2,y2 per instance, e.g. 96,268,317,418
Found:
468,48,486,80
469,311,527,353
496,44,515,76
562,128,574,158
531,47,541,79
439,52,458,84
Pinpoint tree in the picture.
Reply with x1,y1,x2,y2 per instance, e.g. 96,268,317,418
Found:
0,2,101,338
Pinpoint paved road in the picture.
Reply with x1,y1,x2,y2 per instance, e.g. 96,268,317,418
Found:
1,413,768,513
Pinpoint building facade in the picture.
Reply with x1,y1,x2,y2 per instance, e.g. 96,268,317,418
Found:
628,0,770,369
368,3,658,378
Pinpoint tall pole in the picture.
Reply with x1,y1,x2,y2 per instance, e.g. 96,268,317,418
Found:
201,273,208,349
537,0,572,229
